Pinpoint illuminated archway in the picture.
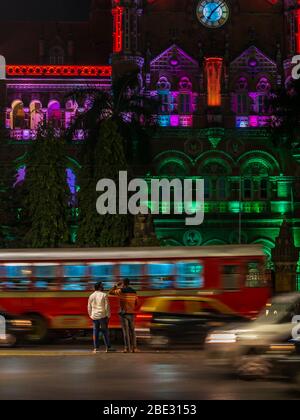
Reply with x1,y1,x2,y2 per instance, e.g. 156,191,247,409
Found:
11,100,25,129
30,100,43,130
48,100,62,128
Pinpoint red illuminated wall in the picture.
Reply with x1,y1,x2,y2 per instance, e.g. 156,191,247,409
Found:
6,65,112,78
205,58,223,107
296,0,300,54
112,1,124,53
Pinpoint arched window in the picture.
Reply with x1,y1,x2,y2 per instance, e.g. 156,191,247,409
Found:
178,77,192,114
204,178,211,200
157,77,172,114
199,160,231,200
49,46,65,65
251,77,271,114
243,179,253,200
11,100,25,129
158,160,188,178
259,178,269,200
235,77,249,115
30,101,43,130
48,101,62,128
217,177,228,200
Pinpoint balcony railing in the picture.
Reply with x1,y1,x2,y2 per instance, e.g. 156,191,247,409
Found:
156,115,193,128
9,129,86,141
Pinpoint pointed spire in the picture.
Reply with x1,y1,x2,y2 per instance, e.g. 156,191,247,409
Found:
272,218,299,263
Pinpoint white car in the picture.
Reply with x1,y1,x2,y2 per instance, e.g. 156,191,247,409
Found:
205,293,300,378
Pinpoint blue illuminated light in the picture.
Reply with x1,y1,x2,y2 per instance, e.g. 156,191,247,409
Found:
203,3,223,22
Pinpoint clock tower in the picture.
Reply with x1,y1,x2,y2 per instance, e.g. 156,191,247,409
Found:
112,0,144,78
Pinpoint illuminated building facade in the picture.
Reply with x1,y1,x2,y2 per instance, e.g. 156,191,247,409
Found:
0,0,300,291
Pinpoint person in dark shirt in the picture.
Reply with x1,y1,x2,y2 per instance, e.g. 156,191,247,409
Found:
110,279,139,353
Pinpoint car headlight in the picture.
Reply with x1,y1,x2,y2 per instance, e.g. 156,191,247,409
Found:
206,333,237,344
10,320,32,328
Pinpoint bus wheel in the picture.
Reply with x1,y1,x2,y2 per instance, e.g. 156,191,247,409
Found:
26,315,48,344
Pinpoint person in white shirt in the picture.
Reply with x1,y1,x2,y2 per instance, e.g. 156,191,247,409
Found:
88,282,114,353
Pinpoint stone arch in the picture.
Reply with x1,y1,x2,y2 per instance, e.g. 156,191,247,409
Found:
195,150,235,169
197,156,233,176
238,151,281,175
154,151,193,177
252,238,275,269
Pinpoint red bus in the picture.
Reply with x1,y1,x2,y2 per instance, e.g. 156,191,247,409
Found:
0,245,270,343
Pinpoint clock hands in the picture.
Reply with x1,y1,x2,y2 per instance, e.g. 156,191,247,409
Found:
207,1,226,21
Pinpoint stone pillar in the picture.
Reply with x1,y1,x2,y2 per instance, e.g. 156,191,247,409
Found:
272,219,300,293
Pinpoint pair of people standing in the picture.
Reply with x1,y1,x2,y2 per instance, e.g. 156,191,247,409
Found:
87,279,139,353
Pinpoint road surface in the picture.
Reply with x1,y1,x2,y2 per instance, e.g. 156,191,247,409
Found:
0,346,297,400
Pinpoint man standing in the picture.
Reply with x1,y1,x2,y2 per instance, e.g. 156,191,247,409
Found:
110,279,139,353
88,282,114,353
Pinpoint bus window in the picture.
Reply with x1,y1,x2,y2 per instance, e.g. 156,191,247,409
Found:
222,265,240,290
147,263,174,290
90,263,114,290
4,264,32,290
119,263,143,290
34,264,59,290
62,264,87,291
245,262,266,288
0,265,6,290
175,262,204,289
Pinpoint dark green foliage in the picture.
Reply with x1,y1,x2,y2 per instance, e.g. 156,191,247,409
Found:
23,127,70,248
67,70,160,164
77,119,130,247
70,71,160,248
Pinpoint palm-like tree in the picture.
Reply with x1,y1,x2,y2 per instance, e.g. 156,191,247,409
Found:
67,70,160,247
67,69,159,163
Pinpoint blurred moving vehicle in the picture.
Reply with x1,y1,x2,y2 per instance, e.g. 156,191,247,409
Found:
0,245,270,343
0,310,32,347
137,296,248,347
205,293,300,378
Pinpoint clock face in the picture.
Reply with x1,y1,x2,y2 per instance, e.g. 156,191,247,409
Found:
196,0,230,28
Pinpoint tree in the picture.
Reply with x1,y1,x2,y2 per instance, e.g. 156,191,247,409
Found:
269,78,300,149
23,127,70,248
77,119,130,247
0,182,7,247
69,71,160,247
0,165,21,248
67,70,159,164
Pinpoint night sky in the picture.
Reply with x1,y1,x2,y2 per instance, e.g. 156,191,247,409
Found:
0,0,91,21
